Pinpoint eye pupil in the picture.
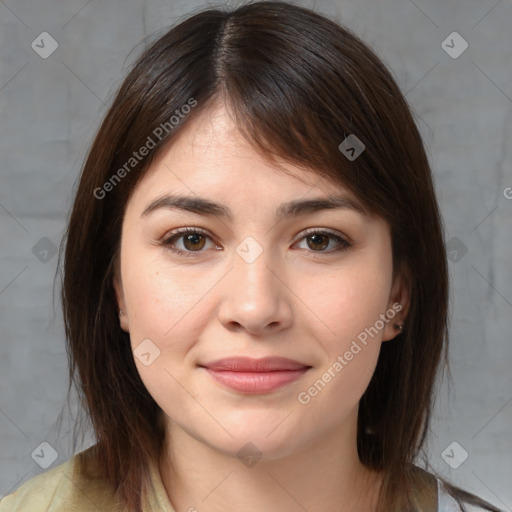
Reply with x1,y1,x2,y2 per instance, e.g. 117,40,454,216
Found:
183,233,206,251
307,234,329,251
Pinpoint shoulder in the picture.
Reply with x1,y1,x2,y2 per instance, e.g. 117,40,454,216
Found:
437,478,465,511
0,455,77,512
0,444,123,512
407,464,496,512
437,477,498,512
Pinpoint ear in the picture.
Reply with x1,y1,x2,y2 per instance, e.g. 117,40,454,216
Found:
113,269,129,333
382,266,410,342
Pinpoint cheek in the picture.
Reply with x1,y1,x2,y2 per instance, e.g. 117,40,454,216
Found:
123,255,211,341
298,261,392,343
295,271,386,423
124,259,205,423
293,260,391,404
133,356,200,436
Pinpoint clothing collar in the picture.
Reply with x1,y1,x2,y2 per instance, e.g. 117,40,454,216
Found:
143,453,177,511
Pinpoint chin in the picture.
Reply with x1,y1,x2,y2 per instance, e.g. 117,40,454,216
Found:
210,434,302,463
199,415,308,462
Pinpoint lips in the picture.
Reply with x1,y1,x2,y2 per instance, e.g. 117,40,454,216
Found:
199,357,311,394
202,356,310,372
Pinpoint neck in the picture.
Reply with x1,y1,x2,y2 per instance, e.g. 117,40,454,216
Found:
158,408,382,512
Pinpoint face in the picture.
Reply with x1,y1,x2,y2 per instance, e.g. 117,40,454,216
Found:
113,102,408,460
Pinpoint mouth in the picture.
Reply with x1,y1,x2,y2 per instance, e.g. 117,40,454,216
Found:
198,356,312,394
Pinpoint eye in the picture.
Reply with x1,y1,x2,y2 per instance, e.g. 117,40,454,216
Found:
161,227,219,257
160,227,352,258
293,229,352,255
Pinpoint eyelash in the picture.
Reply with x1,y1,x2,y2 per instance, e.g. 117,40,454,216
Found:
160,227,353,258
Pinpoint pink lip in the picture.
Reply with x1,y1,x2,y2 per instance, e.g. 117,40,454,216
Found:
200,357,311,394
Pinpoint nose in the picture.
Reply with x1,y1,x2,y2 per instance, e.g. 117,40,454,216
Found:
216,242,293,336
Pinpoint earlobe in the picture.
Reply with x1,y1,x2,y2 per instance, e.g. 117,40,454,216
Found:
112,274,129,333
381,308,405,342
382,274,410,342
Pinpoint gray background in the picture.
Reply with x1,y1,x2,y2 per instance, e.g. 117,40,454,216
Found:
1,0,511,509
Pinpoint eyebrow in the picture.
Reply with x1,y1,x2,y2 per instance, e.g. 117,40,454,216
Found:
141,193,370,221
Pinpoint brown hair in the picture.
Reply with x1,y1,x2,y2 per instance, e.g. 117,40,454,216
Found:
55,2,502,511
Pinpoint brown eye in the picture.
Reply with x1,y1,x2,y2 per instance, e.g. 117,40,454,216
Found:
295,229,351,254
306,233,330,251
182,232,206,251
161,227,351,259
161,227,216,257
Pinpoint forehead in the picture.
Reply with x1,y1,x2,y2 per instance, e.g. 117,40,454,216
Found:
130,101,357,207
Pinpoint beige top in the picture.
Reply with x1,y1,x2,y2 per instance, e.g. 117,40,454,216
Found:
0,444,176,511
0,443,488,511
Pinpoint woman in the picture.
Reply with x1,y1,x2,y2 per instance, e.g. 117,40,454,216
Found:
0,1,503,511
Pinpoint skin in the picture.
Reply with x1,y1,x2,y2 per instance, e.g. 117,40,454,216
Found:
113,99,409,512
